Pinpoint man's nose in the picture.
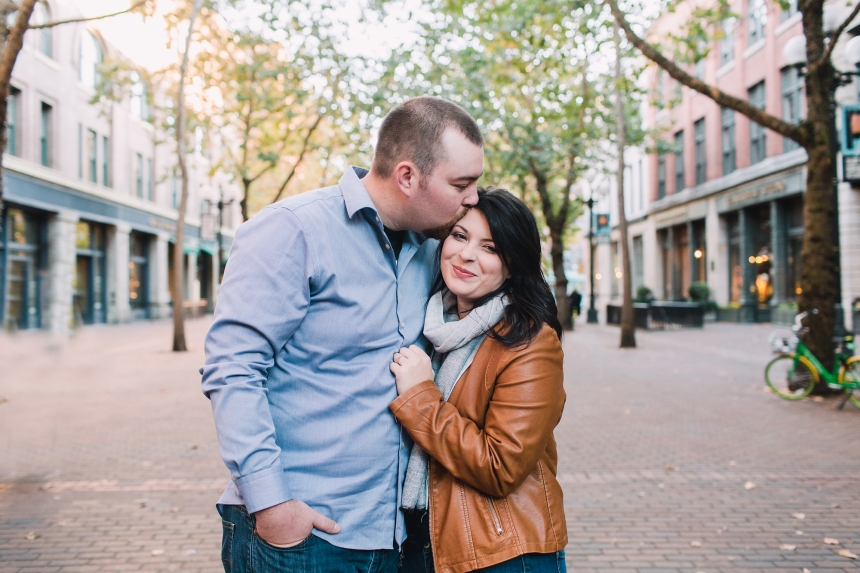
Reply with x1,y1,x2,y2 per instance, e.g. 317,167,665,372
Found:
463,186,479,207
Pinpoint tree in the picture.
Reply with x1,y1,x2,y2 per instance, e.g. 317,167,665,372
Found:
195,31,317,220
613,21,636,348
606,0,856,374
171,0,204,352
385,0,614,329
0,0,151,213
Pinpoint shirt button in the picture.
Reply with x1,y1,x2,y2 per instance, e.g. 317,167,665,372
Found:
385,244,390,249
401,442,405,448
400,322,405,328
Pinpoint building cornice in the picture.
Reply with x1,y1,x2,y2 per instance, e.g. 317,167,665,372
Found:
2,154,201,228
647,148,808,215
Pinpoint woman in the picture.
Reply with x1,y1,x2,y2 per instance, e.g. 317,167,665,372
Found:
390,188,567,573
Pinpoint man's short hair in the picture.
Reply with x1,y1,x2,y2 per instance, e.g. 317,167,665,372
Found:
372,96,483,178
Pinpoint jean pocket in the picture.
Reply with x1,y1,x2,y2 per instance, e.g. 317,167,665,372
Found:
221,519,235,572
254,531,314,552
252,532,315,570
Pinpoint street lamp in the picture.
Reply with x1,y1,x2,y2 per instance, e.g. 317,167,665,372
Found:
580,171,608,324
781,29,860,336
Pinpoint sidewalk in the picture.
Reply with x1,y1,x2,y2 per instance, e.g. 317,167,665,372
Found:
1,320,858,572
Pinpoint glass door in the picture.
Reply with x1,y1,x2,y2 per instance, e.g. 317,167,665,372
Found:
3,208,45,330
74,221,107,325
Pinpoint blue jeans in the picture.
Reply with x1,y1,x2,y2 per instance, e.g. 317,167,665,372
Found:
217,504,400,573
400,510,567,573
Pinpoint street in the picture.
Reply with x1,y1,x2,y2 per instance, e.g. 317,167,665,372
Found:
1,319,858,573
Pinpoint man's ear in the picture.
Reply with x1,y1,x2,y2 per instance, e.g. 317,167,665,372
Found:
393,161,420,198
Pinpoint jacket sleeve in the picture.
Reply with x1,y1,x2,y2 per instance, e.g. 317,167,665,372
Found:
200,206,313,514
390,327,565,498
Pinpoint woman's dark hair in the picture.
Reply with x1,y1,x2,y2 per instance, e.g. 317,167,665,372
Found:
433,187,563,347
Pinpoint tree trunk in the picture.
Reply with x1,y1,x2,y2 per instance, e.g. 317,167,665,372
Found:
798,0,838,381
614,22,636,349
240,179,250,221
0,0,38,213
550,226,571,330
171,0,203,352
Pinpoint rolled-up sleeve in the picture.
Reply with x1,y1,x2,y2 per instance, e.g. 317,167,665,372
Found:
201,206,313,514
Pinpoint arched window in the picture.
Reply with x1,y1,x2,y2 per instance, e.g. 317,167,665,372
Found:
130,71,150,120
31,1,52,58
79,31,103,88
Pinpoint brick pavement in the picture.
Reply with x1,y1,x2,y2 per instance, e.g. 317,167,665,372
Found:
1,318,858,572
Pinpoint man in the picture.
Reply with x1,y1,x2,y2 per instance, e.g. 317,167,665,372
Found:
201,96,484,572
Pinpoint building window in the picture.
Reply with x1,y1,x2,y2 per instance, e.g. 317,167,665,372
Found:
674,130,685,192
657,155,666,199
74,221,107,325
781,67,803,152
781,0,799,22
130,71,150,121
694,119,706,185
694,58,705,81
172,174,179,209
721,107,736,175
86,129,97,183
655,68,665,106
6,87,19,156
136,153,144,198
749,82,767,164
102,136,110,187
40,103,52,167
32,1,53,58
2,208,47,330
129,232,150,319
720,18,735,66
632,235,644,290
79,31,103,88
611,241,620,298
748,0,767,46
146,158,153,200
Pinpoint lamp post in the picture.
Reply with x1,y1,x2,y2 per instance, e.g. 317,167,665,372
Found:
580,173,608,324
585,195,599,323
783,23,860,335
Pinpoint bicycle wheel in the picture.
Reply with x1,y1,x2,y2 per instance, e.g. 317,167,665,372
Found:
765,354,818,399
838,356,860,409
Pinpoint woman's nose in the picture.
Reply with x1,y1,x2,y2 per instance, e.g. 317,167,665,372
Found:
458,243,478,262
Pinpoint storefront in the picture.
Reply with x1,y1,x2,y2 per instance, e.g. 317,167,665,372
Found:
74,220,107,325
1,206,48,330
1,170,212,331
129,231,151,320
716,168,805,322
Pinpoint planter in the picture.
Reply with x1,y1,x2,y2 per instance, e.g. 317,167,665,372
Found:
717,307,741,322
606,302,703,330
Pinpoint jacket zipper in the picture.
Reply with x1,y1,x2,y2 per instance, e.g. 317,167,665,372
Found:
486,496,503,534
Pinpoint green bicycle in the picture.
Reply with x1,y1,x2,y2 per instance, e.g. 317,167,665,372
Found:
765,310,860,409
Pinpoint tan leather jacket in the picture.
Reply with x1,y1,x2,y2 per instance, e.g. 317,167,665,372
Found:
390,324,567,573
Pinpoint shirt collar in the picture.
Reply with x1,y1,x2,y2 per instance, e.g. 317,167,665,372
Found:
339,166,375,219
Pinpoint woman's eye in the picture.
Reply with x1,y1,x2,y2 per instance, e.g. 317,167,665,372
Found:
485,245,497,253
451,232,466,240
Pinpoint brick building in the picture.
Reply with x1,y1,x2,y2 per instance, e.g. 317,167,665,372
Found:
591,0,860,327
1,1,240,333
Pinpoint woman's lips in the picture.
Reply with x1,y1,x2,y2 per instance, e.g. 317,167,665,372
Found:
452,265,477,279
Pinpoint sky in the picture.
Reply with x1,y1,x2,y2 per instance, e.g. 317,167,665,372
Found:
74,0,428,72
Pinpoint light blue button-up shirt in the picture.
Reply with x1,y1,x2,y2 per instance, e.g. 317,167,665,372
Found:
201,167,438,550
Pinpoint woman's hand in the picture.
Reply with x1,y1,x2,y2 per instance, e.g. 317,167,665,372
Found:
390,345,434,395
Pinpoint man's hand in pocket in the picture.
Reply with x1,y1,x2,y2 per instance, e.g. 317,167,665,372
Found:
254,499,340,548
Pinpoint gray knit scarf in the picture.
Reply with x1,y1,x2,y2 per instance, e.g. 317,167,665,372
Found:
400,288,508,510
